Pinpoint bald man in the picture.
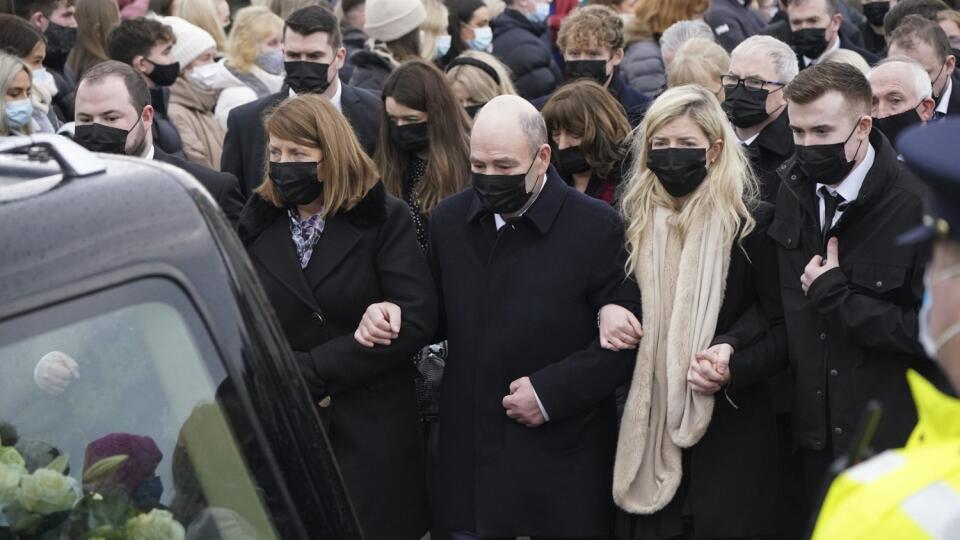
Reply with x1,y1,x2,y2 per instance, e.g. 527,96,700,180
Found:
428,96,640,539
869,57,937,149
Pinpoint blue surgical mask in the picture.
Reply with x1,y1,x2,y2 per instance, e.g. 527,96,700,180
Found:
527,2,550,25
435,34,452,58
5,98,33,131
919,264,960,360
468,26,493,52
257,49,284,76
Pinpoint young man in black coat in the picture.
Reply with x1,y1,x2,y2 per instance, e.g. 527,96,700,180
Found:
769,62,947,520
761,0,880,69
410,95,638,539
220,6,381,198
490,0,562,100
72,61,244,226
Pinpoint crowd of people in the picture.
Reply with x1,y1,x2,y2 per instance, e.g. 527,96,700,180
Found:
2,0,960,538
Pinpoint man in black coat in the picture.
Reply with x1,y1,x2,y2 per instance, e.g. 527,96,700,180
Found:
761,0,880,69
72,61,244,225
887,15,960,119
723,35,799,203
705,0,767,52
426,95,639,539
529,5,649,128
769,62,947,517
491,1,562,100
221,6,380,198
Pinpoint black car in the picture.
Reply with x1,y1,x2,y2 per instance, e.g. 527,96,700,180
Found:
0,135,364,539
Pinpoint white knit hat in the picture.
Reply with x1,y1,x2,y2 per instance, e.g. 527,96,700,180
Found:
163,16,217,68
363,0,426,42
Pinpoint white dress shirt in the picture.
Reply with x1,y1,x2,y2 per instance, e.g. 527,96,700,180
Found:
289,76,343,112
816,143,875,229
936,76,953,117
736,130,761,147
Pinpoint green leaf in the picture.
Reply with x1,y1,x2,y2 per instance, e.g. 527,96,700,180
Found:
12,512,41,532
45,453,70,474
82,455,128,485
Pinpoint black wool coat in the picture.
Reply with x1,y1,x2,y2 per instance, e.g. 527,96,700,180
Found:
238,182,438,540
428,170,641,538
154,147,244,226
745,109,795,205
221,83,381,198
768,128,948,457
616,203,788,540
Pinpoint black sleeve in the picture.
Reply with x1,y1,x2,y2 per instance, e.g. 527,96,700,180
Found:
217,172,245,227
426,212,448,343
221,109,245,193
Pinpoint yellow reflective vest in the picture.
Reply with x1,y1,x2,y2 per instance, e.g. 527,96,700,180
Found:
812,370,960,540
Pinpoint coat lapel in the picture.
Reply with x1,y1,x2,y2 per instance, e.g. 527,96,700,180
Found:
303,216,362,289
249,215,323,313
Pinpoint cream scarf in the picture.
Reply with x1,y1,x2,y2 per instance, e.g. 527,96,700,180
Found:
613,204,731,514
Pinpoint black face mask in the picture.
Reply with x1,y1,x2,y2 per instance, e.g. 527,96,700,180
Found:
43,22,77,72
795,123,862,186
145,59,180,87
472,157,538,214
722,85,777,128
646,148,709,198
389,122,430,153
791,27,829,59
285,61,333,94
465,103,484,119
565,60,609,85
555,146,591,179
74,119,140,154
269,161,323,205
873,106,923,147
862,1,890,27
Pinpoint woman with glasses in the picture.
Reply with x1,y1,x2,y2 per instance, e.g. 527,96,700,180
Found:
721,35,799,203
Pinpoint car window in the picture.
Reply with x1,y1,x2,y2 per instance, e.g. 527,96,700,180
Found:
0,278,280,539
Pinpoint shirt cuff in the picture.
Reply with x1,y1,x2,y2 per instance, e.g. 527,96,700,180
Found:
532,385,550,422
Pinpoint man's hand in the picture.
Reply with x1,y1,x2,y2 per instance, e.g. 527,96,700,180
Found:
599,304,644,351
688,343,734,395
34,351,80,395
502,376,545,427
801,237,840,295
354,302,401,348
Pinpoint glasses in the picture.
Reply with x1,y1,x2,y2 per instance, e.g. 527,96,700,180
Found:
721,75,786,92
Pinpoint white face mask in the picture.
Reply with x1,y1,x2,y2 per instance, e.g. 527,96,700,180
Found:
919,263,960,360
186,62,222,91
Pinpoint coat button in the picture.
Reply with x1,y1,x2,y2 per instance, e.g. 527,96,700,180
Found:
319,396,332,408
833,427,843,435
876,280,883,288
816,390,823,398
830,369,839,377
819,332,827,340
311,312,324,325
790,174,797,180
787,237,793,245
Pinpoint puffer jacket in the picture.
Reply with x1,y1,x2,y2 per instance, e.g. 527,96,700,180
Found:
187,58,284,130
621,38,666,100
348,41,398,93
168,76,226,170
491,9,561,99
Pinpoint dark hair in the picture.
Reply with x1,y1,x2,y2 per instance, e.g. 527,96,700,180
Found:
148,0,175,16
376,59,471,215
0,14,44,58
0,0,57,20
441,0,485,66
884,0,951,34
385,28,421,62
284,5,341,49
784,61,872,116
106,17,175,66
889,14,954,62
541,80,630,179
785,0,840,15
79,59,152,114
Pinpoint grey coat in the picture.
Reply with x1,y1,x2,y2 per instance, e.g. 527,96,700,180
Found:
620,38,666,100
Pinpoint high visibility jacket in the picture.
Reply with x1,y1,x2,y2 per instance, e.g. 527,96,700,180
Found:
812,370,960,539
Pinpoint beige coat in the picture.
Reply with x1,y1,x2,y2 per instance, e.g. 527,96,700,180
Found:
168,77,225,170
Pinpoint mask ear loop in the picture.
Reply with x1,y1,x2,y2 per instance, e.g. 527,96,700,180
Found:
841,118,866,164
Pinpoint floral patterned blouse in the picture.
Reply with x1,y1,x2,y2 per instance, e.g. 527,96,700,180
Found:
287,207,325,269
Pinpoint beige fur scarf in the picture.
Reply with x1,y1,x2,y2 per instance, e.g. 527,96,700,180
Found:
612,205,731,514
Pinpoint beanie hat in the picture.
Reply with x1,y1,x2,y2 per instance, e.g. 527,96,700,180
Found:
363,0,426,42
164,16,217,68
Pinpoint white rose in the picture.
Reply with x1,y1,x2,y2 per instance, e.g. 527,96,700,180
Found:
126,509,186,540
0,463,25,507
17,468,80,514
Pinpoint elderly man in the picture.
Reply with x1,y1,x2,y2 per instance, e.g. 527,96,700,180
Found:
888,14,960,119
427,95,639,539
869,56,937,148
723,35,799,202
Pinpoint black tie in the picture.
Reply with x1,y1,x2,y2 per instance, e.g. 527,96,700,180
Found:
820,186,845,244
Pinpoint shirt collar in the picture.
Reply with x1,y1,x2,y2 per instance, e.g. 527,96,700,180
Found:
736,130,760,147
142,143,154,161
468,167,567,235
936,76,953,116
805,34,841,65
816,142,876,203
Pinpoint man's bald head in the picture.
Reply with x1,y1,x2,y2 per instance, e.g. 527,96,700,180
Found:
473,95,548,159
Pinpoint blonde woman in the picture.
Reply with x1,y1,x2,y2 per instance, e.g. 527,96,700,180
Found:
0,52,35,136
602,84,786,539
444,50,516,117
186,6,284,128
176,0,227,51
666,37,730,100
420,0,451,62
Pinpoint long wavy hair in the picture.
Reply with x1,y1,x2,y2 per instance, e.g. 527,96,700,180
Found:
66,0,119,80
376,59,471,215
541,80,631,179
626,0,709,42
226,6,283,74
620,84,758,275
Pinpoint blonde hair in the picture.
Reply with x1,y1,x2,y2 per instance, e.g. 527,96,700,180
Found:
819,48,871,76
420,0,450,61
257,94,379,218
667,38,729,91
226,6,283,73
0,53,32,136
445,51,517,104
177,0,227,50
621,85,757,274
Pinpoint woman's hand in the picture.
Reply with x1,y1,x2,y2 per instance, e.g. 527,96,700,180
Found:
687,343,734,394
354,302,402,348
599,304,644,351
